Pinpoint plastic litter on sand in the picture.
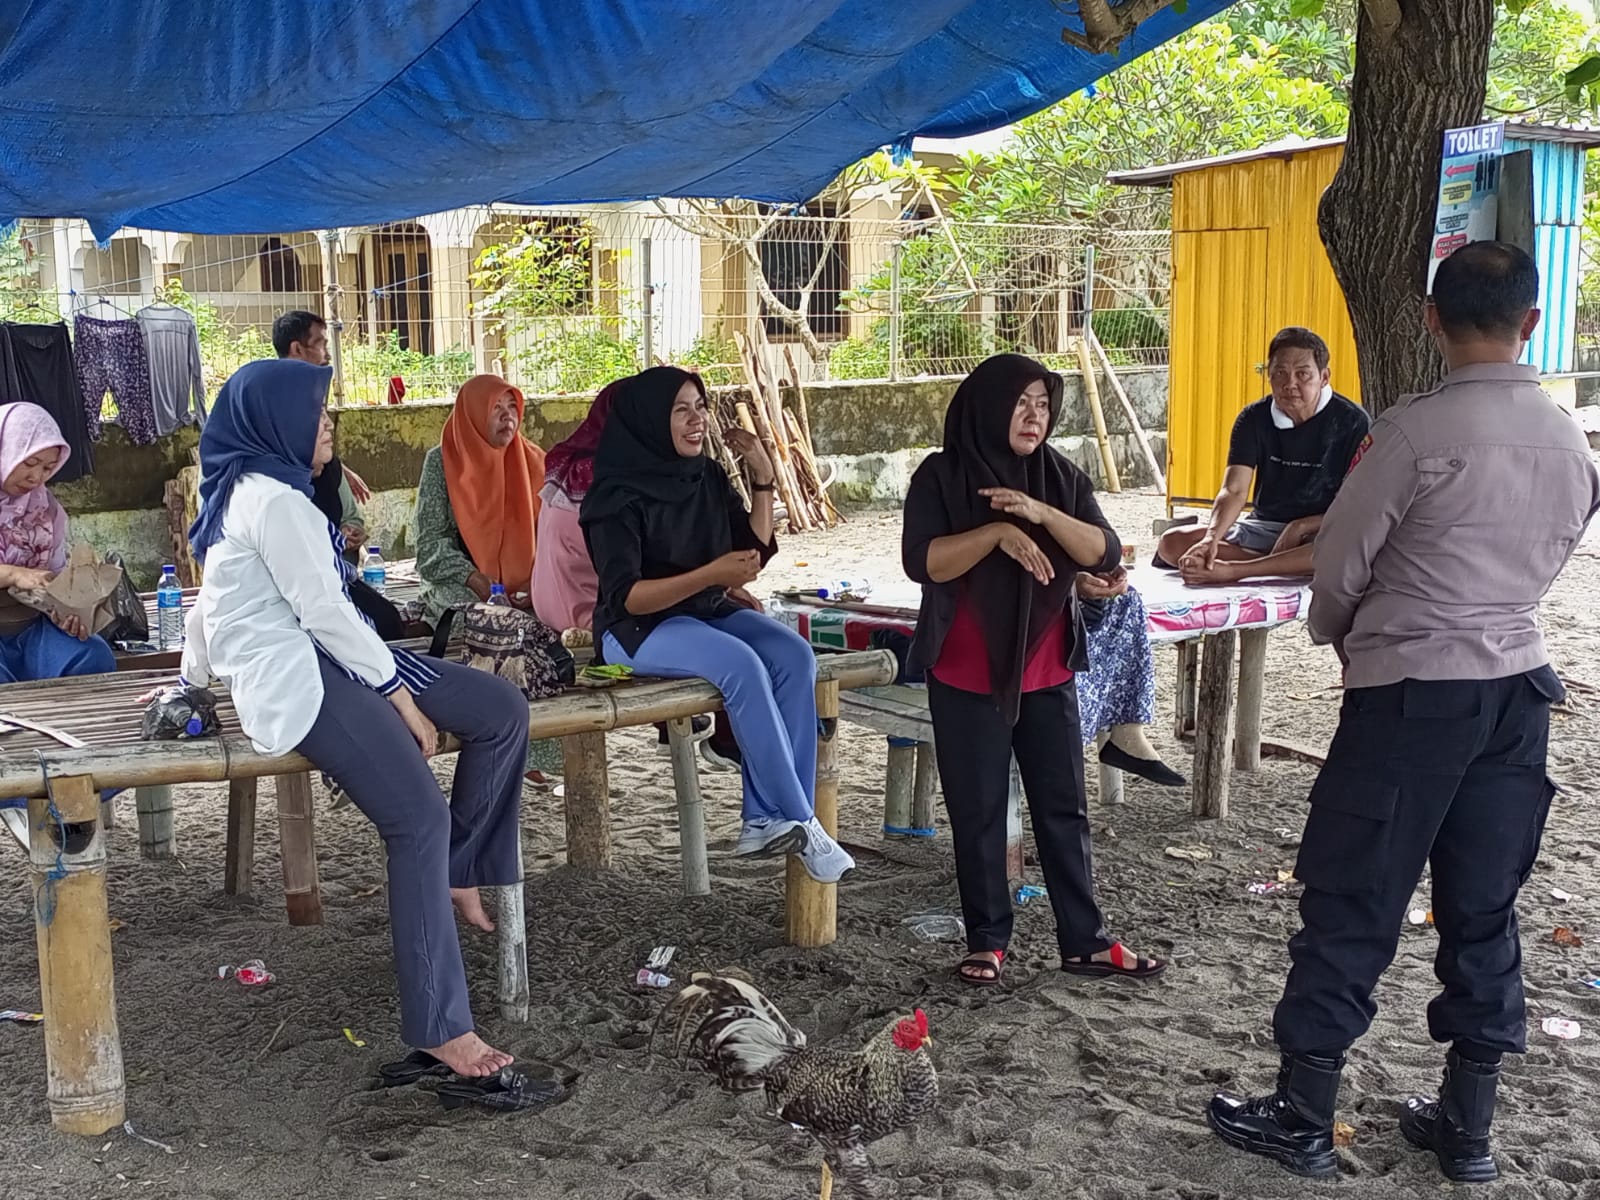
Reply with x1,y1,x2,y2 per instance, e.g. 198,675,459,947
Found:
901,913,966,942
217,960,274,986
0,1009,42,1024
1542,1017,1581,1041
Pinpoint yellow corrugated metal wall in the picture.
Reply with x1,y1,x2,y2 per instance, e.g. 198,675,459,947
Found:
1167,145,1362,510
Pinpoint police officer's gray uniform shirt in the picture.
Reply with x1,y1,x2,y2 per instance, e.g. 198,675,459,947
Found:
1310,362,1600,688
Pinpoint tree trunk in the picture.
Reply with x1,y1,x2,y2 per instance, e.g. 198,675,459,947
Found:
1318,0,1496,416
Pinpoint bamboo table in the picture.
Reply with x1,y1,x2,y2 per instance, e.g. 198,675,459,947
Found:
770,568,1314,821
0,648,894,1136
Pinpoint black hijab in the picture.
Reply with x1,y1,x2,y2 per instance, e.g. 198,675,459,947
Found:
580,366,727,553
927,353,1085,723
311,453,345,530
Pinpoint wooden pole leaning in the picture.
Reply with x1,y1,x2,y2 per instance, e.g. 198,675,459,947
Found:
29,772,125,1135
786,679,840,946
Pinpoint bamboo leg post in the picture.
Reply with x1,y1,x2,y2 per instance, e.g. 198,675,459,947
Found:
668,718,710,897
1235,628,1270,772
134,784,175,860
100,796,115,830
495,835,529,1022
30,774,125,1135
1192,631,1238,820
912,742,937,834
883,738,915,837
1173,640,1199,741
1076,335,1121,493
787,680,839,947
1095,733,1124,805
561,731,611,869
224,778,257,897
1005,755,1025,887
274,772,322,925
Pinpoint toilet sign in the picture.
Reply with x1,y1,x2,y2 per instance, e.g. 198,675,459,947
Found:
1428,121,1506,289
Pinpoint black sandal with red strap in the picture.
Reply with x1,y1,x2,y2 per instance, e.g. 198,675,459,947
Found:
957,949,1005,986
1061,942,1167,980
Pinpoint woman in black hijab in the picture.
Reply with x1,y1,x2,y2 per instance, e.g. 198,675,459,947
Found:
581,366,854,884
903,353,1166,985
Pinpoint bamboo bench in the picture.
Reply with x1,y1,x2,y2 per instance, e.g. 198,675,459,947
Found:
0,648,894,1136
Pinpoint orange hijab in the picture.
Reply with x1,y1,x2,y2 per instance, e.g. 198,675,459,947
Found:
440,374,545,593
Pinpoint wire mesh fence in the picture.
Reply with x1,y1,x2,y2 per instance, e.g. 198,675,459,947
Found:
1,205,1172,408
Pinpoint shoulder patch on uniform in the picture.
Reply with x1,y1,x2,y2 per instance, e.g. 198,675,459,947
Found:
1347,433,1374,475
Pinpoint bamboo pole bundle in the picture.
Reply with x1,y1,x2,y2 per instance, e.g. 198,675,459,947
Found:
735,332,812,531
1085,327,1164,491
1076,335,1122,493
784,409,842,525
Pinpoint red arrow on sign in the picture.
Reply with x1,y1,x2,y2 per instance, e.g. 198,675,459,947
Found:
1444,164,1476,178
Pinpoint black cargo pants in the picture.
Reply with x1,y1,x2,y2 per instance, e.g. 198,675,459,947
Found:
1272,667,1563,1060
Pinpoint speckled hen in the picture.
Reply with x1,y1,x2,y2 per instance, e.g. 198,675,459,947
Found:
659,972,938,1197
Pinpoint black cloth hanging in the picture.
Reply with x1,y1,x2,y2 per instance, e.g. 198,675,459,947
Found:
0,322,94,482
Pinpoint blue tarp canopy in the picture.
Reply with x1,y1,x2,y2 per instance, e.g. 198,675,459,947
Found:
0,1,1232,237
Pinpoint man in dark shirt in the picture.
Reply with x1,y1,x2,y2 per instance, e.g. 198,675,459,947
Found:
1157,327,1370,581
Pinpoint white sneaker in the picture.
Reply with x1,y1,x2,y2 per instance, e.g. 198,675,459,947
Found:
797,818,855,884
734,818,808,858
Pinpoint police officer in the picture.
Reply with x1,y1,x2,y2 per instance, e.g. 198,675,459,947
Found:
1206,240,1600,1183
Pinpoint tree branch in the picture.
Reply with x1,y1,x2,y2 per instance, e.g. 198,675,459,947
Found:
1059,0,1181,57
1359,0,1403,39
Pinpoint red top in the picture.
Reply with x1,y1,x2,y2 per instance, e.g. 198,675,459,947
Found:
931,594,1073,695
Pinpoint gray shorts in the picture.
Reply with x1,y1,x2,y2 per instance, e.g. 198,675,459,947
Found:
1223,516,1288,555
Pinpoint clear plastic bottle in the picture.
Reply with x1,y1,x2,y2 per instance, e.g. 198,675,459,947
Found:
817,577,872,601
156,565,184,650
487,583,511,607
360,545,386,595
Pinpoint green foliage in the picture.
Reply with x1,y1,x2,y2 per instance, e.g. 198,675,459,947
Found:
942,20,1348,226
1093,306,1168,353
676,331,741,387
517,326,640,394
0,227,59,321
470,218,607,321
826,326,891,381
342,329,474,404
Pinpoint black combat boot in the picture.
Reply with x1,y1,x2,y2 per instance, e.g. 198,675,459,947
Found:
1207,1052,1343,1178
1398,1050,1500,1183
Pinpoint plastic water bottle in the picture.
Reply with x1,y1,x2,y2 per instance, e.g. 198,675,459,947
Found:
361,546,386,595
817,577,872,601
156,565,184,650
487,583,511,607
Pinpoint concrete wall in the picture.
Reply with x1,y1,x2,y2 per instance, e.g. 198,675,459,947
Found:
56,369,1170,586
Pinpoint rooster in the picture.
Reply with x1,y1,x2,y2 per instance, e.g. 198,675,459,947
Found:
658,972,937,1198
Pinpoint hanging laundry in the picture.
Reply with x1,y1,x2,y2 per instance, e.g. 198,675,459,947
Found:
0,323,94,481
135,302,206,436
74,314,157,446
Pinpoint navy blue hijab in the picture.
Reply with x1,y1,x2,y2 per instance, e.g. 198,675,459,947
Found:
190,359,331,561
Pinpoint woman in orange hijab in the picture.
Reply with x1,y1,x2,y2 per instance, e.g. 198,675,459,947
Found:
416,375,545,621
416,375,559,781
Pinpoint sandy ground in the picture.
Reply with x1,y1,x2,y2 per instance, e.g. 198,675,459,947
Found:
2,487,1599,1200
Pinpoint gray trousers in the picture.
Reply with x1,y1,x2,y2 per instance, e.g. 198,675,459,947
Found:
297,656,529,1047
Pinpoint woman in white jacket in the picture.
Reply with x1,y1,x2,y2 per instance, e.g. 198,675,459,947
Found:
181,358,529,1078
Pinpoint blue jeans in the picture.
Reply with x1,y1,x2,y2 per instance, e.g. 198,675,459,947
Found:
0,616,115,684
603,610,818,823
0,617,117,812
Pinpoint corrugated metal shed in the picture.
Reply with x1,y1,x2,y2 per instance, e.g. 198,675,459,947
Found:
1111,124,1597,510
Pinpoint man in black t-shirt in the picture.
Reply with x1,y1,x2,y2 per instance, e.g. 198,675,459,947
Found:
1157,327,1370,583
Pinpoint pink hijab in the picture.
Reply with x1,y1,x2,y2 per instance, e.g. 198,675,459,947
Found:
0,403,70,571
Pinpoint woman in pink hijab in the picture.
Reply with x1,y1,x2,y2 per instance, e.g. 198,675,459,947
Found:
0,403,115,682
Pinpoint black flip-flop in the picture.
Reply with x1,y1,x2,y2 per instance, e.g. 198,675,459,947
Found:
957,950,1005,987
378,1049,452,1088
437,1064,573,1113
1061,943,1167,980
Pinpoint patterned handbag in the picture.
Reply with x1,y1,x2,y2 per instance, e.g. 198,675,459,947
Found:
429,602,575,700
